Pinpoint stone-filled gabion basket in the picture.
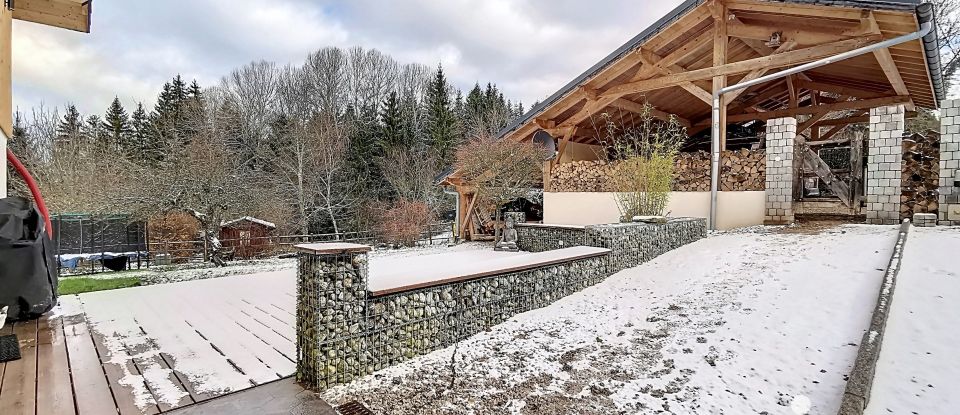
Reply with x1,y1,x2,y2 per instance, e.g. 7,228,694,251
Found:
364,256,608,370
517,218,707,273
295,218,706,391
296,245,371,389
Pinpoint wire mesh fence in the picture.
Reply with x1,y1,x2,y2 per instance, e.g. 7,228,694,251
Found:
57,221,455,276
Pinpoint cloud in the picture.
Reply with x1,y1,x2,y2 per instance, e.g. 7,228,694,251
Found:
12,0,686,116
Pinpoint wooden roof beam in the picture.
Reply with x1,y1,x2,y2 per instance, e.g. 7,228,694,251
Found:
795,79,890,99
726,40,797,102
604,35,880,99
610,98,692,128
637,48,713,105
697,95,911,125
11,0,91,33
873,47,912,106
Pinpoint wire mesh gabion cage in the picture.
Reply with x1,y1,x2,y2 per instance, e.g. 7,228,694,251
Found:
296,249,370,389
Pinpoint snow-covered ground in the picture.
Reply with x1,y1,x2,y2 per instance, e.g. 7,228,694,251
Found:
64,242,490,286
51,241,494,412
324,225,898,414
865,226,960,415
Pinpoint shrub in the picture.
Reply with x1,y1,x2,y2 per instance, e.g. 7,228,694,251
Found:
377,200,432,247
598,105,686,219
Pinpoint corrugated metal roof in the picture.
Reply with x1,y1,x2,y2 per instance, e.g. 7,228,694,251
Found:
496,0,943,140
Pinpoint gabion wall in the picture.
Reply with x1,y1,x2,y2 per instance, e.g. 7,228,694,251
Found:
296,250,370,388
516,224,589,252
296,249,607,390
516,218,707,273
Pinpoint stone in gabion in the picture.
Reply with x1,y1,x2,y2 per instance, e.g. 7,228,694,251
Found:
296,218,706,391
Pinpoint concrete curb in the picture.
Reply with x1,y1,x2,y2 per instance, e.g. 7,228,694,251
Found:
837,220,911,415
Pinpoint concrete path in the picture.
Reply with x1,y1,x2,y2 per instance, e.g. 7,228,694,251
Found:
865,227,960,415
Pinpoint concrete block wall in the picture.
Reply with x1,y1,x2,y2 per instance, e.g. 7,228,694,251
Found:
866,105,905,225
939,99,960,225
764,117,796,224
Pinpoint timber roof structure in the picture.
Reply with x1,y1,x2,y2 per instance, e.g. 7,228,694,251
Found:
498,0,942,150
9,0,92,33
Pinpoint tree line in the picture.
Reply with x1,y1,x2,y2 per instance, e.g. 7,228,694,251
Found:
7,46,525,247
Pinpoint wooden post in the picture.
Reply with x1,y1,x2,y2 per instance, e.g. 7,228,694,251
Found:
712,0,728,151
0,5,12,198
543,160,552,193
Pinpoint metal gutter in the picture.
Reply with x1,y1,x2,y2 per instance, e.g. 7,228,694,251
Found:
708,19,934,229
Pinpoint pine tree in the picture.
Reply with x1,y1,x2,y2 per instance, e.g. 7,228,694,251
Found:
380,91,405,149
57,104,84,144
83,115,109,147
9,111,30,159
103,97,133,153
188,79,203,102
130,103,150,161
424,64,456,164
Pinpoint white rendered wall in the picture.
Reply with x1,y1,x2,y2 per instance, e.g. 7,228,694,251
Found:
543,191,766,230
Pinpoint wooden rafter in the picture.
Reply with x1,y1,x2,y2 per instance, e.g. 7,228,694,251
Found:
700,95,911,124
11,0,91,33
873,48,910,96
637,48,713,105
603,36,879,99
610,98,692,128
726,41,797,102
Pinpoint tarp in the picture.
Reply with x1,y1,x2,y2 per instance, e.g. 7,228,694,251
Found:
0,197,58,321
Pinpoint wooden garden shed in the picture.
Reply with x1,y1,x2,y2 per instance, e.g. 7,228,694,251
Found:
219,216,276,259
442,0,944,236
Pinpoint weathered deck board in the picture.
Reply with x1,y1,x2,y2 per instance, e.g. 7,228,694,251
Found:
36,316,77,415
89,326,161,415
0,270,303,414
61,298,121,415
0,320,39,415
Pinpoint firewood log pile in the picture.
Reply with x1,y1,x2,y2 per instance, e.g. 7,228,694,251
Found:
550,149,766,192
901,131,940,220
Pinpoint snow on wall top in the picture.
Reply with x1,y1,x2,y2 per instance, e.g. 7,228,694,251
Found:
367,246,610,296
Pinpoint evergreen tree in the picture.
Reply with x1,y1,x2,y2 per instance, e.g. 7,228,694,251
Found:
188,79,203,102
130,103,150,161
103,97,133,152
424,64,456,164
380,91,405,149
9,111,30,159
83,115,109,147
347,103,384,196
57,104,84,144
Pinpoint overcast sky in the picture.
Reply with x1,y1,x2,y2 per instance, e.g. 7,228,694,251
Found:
12,0,687,116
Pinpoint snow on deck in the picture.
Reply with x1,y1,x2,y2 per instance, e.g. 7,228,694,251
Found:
323,225,898,414
865,226,960,415
62,242,492,412
367,246,609,295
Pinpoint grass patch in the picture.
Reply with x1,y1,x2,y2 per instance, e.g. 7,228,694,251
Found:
59,277,142,295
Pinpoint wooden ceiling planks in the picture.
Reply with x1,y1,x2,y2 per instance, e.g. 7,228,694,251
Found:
504,0,937,146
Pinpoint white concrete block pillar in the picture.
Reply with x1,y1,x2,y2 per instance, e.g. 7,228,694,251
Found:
939,99,960,225
866,105,905,225
764,117,796,225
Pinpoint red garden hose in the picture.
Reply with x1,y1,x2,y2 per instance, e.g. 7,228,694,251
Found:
6,148,53,238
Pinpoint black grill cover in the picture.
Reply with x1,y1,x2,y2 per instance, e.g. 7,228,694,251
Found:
0,197,58,321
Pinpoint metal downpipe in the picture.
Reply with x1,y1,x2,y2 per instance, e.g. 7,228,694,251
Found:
708,20,933,230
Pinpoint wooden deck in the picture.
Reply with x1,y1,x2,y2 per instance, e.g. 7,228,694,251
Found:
0,269,298,414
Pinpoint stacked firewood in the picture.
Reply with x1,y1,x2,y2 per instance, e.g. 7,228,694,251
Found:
550,149,766,192
901,131,940,219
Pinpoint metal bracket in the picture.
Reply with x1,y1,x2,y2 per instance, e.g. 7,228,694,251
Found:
4,0,13,11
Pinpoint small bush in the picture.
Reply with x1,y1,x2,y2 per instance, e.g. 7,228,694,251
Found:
377,200,431,247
